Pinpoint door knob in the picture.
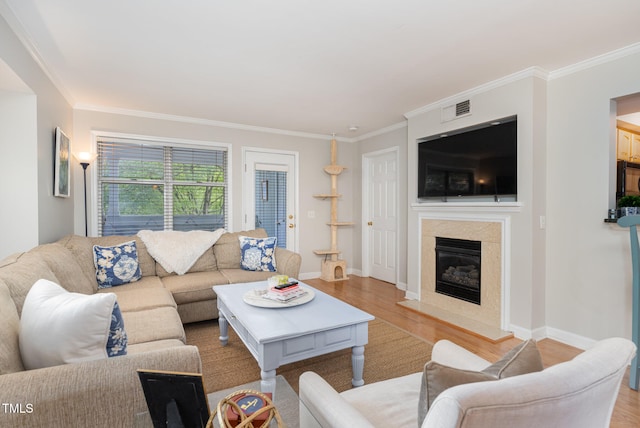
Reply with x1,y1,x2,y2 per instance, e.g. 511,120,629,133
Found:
367,221,373,226
289,224,295,229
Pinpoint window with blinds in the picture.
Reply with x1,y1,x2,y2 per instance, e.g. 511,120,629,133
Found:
96,136,228,236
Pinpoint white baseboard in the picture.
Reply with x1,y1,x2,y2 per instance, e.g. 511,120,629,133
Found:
404,290,419,300
348,268,362,277
298,269,362,281
508,324,595,350
395,281,408,291
544,327,596,350
298,272,320,281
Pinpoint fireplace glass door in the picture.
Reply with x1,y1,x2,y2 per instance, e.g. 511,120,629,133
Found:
435,237,481,305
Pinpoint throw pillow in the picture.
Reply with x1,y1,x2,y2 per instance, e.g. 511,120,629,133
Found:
417,339,543,425
239,236,277,272
482,339,544,378
93,240,142,288
19,279,128,370
106,301,128,357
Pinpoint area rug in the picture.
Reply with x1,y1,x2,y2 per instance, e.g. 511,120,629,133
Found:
185,317,432,394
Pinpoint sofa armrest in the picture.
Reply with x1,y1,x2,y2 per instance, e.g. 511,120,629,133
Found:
0,345,201,428
431,339,491,371
299,371,375,428
275,247,302,278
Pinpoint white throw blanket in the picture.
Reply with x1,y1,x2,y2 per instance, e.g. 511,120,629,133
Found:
137,229,225,275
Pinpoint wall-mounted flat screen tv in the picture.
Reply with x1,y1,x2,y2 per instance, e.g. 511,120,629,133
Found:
417,116,517,200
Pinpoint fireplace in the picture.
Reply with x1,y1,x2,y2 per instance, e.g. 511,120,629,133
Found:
435,237,481,305
411,217,506,336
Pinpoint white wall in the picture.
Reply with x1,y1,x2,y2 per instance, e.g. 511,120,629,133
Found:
72,109,358,277
546,49,640,344
0,88,37,259
405,73,548,334
0,14,74,254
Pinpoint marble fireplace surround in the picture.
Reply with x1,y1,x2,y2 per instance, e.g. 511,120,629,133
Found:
401,213,512,341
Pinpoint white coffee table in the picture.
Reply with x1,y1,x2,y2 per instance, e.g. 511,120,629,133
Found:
213,281,374,395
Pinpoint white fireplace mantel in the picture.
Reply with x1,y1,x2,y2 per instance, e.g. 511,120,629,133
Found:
411,201,523,212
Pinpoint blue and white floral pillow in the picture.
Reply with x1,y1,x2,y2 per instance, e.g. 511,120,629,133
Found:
107,301,128,357
239,236,277,272
93,240,142,288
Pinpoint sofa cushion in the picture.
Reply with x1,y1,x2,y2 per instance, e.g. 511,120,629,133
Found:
219,269,276,284
19,279,128,370
30,243,96,294
100,275,164,291
59,235,157,283
0,279,24,374
101,286,176,312
239,236,277,271
161,271,229,305
127,339,187,355
0,251,58,315
156,247,218,277
418,339,544,425
122,307,186,345
214,229,267,270
93,240,142,288
341,372,423,428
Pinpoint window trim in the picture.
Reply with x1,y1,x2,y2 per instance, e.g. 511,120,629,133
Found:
89,131,233,236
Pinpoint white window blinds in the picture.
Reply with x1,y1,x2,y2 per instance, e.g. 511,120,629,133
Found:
96,136,228,236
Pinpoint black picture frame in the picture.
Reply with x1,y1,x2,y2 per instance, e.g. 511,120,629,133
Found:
137,369,210,428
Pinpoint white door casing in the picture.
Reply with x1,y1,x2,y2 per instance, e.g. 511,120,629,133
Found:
362,148,398,283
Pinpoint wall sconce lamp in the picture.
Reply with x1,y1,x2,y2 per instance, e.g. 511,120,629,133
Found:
73,151,97,236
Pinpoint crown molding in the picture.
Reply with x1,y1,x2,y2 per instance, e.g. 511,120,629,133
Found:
404,43,640,121
549,42,640,80
0,1,76,106
74,104,355,142
403,67,549,119
354,120,407,142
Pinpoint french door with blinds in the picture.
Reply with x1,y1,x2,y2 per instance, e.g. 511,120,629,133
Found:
95,134,229,236
243,149,297,252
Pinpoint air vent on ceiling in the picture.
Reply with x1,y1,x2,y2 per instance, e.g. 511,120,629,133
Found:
441,99,471,122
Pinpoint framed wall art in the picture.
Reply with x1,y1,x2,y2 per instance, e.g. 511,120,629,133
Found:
54,127,71,197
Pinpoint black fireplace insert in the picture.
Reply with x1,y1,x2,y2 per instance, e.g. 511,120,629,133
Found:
435,237,481,305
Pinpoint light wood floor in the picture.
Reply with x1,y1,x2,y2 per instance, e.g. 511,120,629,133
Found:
303,275,640,427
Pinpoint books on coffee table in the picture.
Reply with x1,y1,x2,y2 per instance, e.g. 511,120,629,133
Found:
262,285,308,303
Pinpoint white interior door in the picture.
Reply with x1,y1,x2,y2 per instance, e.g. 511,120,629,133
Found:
243,149,297,252
363,148,398,283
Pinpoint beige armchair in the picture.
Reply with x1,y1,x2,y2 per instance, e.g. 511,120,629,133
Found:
299,337,635,428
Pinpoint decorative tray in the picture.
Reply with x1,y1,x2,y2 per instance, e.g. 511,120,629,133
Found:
242,287,315,308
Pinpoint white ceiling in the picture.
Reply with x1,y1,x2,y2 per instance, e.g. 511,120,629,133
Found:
2,0,640,138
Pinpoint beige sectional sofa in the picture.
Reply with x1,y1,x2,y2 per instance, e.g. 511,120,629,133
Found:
0,228,301,428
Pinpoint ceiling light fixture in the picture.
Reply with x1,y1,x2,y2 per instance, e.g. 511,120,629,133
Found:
348,125,359,132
